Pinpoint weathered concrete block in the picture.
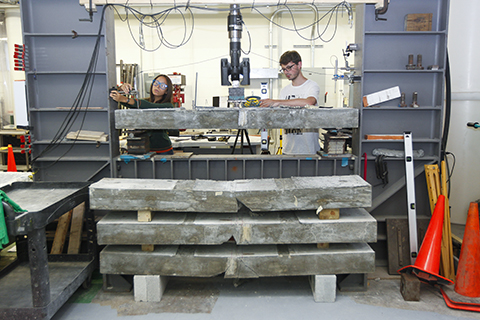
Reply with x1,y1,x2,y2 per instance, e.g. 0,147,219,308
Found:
114,107,359,130
400,272,420,301
134,275,169,302
89,178,238,212
309,275,337,303
90,175,371,213
0,172,31,188
100,243,375,278
96,208,377,245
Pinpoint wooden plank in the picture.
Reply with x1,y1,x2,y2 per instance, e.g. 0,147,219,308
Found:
440,160,455,281
50,210,73,254
364,134,404,140
424,164,440,214
67,202,86,254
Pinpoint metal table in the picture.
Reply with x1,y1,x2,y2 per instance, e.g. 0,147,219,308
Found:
0,181,94,320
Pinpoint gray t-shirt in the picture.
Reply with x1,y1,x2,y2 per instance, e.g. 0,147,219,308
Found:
280,79,321,155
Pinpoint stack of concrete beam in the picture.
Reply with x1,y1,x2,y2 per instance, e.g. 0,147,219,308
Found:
91,175,376,302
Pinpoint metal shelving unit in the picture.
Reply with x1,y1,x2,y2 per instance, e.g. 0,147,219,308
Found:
353,0,450,265
20,0,118,182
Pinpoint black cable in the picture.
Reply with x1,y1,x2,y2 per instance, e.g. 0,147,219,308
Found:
241,20,252,55
444,151,456,198
441,51,451,161
251,2,351,43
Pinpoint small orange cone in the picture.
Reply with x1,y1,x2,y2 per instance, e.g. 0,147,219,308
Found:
398,195,454,285
7,144,17,172
454,202,480,297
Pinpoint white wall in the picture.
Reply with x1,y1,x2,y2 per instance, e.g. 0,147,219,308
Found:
112,5,355,108
446,0,480,224
0,8,23,126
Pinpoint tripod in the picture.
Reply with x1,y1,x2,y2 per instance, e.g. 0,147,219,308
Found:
231,129,254,154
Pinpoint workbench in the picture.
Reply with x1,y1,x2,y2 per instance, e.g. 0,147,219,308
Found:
0,181,94,320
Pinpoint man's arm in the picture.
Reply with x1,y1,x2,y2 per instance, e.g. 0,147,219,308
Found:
259,96,317,108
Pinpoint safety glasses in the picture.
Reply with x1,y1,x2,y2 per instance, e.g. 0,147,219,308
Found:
280,63,297,73
152,79,168,90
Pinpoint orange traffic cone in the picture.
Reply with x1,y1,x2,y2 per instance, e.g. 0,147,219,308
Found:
7,144,17,172
454,202,480,297
398,195,454,285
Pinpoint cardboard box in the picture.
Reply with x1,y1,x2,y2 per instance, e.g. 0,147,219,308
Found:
404,13,433,31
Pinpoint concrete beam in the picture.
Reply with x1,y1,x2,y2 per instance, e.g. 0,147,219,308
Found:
97,208,377,245
114,107,359,130
0,172,31,188
89,175,371,213
100,243,375,278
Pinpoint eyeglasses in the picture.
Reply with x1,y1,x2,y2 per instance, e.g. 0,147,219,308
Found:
152,79,168,89
280,63,297,73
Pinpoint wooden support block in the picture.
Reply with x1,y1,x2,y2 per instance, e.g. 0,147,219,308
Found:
142,245,155,252
400,273,420,301
139,210,155,251
316,209,338,248
50,210,73,254
318,208,339,220
138,210,154,222
67,202,85,254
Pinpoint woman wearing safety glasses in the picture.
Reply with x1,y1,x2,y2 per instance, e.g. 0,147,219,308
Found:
110,74,175,155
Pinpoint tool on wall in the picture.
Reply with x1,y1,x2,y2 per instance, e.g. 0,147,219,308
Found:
404,131,418,264
169,73,186,108
14,44,28,71
375,155,388,187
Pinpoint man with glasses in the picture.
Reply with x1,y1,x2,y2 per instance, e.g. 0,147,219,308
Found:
260,50,320,155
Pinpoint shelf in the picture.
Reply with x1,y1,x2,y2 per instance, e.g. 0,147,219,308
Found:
26,71,107,75
33,156,111,162
32,141,109,147
29,108,107,112
365,31,447,35
362,138,441,143
364,156,438,162
24,32,103,37
362,106,441,110
364,69,444,73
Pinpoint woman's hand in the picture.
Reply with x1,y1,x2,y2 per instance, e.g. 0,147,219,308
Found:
109,90,127,103
120,83,133,94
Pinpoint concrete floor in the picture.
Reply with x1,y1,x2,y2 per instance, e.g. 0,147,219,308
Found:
51,267,479,320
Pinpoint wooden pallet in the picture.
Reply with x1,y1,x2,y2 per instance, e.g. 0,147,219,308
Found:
50,202,86,255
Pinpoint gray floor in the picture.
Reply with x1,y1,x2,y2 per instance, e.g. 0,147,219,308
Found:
51,267,479,320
